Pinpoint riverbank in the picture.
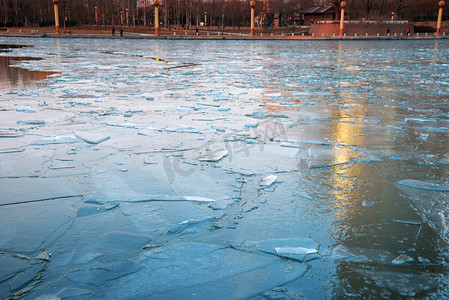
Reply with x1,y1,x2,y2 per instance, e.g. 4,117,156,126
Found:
0,27,448,40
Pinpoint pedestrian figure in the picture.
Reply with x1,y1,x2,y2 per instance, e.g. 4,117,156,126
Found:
407,27,410,35
120,28,124,37
196,27,199,36
386,28,390,35
112,27,115,36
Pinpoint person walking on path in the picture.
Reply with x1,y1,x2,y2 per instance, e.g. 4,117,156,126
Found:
112,27,115,36
120,28,124,37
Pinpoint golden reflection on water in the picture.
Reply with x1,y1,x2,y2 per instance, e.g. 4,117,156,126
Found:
328,43,366,221
0,56,58,92
328,90,365,221
432,41,439,64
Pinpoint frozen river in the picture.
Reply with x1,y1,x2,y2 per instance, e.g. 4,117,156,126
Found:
0,37,448,299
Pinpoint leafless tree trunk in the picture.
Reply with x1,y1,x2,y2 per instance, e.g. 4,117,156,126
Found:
165,0,168,28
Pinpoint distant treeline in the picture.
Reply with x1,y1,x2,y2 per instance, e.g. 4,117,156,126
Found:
0,0,446,28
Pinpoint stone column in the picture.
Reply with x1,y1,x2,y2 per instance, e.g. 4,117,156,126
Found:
437,1,445,36
53,0,61,35
339,1,346,37
250,1,255,36
126,9,129,28
154,0,160,36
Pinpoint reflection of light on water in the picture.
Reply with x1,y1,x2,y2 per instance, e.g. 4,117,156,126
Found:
0,56,58,92
56,40,61,65
155,41,159,61
432,41,439,64
328,90,365,220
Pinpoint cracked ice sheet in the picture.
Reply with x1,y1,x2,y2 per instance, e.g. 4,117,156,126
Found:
3,262,46,299
231,238,321,263
1,38,448,299
20,205,150,299
0,256,31,285
82,155,177,203
0,104,78,131
157,162,241,201
0,176,82,206
97,241,308,299
217,144,301,175
397,180,449,241
118,200,215,239
0,197,80,254
0,149,52,178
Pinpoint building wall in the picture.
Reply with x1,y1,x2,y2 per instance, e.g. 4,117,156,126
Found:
309,21,415,37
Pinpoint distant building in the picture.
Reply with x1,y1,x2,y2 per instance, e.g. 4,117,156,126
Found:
299,5,336,26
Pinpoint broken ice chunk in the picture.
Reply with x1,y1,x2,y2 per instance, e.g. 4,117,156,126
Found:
275,247,317,255
208,199,231,210
244,121,259,128
280,142,307,149
330,244,355,260
397,179,449,192
16,107,36,113
362,201,375,208
183,196,215,203
418,257,430,264
246,111,268,119
404,118,437,123
392,219,421,226
16,120,45,125
260,175,277,188
35,250,51,261
48,164,75,170
176,106,193,112
392,254,414,265
197,149,228,162
171,126,203,134
253,238,320,262
168,216,214,235
74,131,110,145
32,136,79,145
419,133,429,141
297,191,314,200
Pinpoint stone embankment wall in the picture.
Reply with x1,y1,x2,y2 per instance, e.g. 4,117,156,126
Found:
310,21,414,37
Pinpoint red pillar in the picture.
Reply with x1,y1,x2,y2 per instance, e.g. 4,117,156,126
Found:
53,0,61,35
437,1,445,36
250,1,255,36
339,1,346,37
